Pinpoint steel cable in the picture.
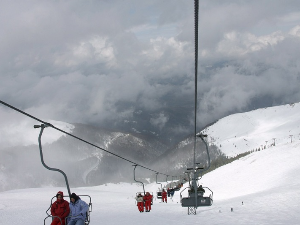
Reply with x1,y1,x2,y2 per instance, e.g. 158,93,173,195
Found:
0,100,169,176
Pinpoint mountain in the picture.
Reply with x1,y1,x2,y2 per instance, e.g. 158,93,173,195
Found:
202,102,300,157
0,123,168,191
148,102,300,178
149,135,225,177
1,102,300,192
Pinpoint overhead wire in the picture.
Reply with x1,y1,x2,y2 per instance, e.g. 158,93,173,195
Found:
0,99,170,176
193,0,199,209
193,0,199,172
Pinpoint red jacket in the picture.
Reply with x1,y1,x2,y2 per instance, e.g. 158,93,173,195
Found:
162,191,167,198
51,191,70,220
143,193,152,202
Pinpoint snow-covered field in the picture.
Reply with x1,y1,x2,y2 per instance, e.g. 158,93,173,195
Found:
1,138,299,225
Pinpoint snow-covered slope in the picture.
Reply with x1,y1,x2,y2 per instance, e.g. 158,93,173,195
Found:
203,102,300,157
1,137,299,225
1,102,300,224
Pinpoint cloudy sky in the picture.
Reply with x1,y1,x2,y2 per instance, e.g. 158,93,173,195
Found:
1,0,300,144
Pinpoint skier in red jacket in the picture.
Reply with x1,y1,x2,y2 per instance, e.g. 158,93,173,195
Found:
162,189,167,203
51,191,70,225
143,192,152,212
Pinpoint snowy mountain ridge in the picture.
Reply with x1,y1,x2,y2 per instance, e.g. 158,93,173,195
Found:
151,102,300,176
0,123,168,191
1,102,300,192
202,102,300,157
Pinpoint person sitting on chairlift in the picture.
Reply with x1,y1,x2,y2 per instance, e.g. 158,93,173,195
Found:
67,193,89,225
167,188,170,197
162,189,167,203
170,188,175,197
198,185,205,196
51,191,70,225
135,193,144,213
189,185,205,194
143,192,152,212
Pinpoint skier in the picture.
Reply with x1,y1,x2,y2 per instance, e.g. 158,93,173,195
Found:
162,189,167,203
50,191,70,225
67,193,89,225
143,192,152,212
135,193,144,212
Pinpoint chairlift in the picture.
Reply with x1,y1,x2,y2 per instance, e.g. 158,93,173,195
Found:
180,185,213,207
44,195,92,225
155,173,163,199
34,124,92,225
132,165,153,205
174,186,180,191
165,175,169,189
172,176,181,191
180,133,213,214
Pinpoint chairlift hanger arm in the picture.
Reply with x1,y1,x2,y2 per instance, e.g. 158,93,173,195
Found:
156,173,162,190
197,133,211,173
34,124,71,197
133,165,145,195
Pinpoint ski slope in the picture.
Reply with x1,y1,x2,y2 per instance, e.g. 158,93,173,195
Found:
203,103,300,157
0,138,299,225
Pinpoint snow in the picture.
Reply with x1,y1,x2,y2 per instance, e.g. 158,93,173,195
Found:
0,139,299,225
1,103,300,224
203,103,300,157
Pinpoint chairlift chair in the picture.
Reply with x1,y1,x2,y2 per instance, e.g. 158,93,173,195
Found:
133,165,154,205
44,195,92,225
180,133,213,213
180,186,213,207
157,191,162,199
35,124,92,225
174,186,181,191
174,181,181,191
155,173,163,199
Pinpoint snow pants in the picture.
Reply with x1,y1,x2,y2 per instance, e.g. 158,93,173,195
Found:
162,196,167,203
145,201,151,211
51,217,66,225
137,202,144,212
67,219,84,225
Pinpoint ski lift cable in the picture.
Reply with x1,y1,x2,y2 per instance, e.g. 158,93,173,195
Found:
0,100,170,176
192,0,199,209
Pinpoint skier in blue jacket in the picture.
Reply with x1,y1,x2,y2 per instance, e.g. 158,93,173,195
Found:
67,193,89,225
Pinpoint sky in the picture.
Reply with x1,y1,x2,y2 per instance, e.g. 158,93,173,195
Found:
1,132,299,224
1,0,300,141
